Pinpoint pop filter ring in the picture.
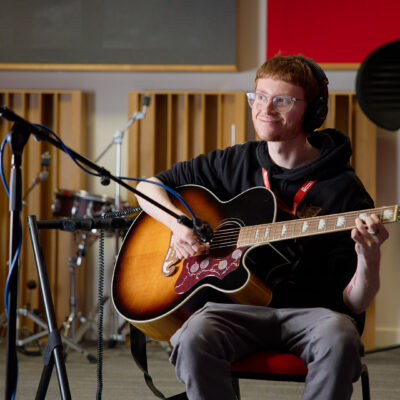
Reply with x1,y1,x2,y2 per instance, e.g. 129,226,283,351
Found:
356,40,400,131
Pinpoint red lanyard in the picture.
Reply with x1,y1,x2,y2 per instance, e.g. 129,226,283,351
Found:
262,168,317,217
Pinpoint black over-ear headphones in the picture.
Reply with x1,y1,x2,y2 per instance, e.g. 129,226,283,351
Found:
298,56,329,133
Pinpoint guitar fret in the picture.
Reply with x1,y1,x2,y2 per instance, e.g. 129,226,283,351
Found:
305,218,319,235
272,223,282,241
292,219,303,237
289,219,302,238
324,217,334,232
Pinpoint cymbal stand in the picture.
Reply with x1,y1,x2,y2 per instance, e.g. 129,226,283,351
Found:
59,232,97,363
62,244,84,340
62,233,87,339
95,95,151,344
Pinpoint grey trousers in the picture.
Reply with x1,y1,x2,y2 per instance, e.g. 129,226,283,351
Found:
169,302,363,400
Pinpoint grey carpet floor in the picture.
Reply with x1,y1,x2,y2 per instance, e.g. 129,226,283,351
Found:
1,339,400,399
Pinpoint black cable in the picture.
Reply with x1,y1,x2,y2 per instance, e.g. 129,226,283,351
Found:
96,228,105,400
109,205,141,218
95,205,140,399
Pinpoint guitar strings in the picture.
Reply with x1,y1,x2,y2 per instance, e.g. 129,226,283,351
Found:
207,206,393,251
209,227,240,249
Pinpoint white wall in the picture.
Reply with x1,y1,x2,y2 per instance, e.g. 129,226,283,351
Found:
376,129,400,347
1,0,398,346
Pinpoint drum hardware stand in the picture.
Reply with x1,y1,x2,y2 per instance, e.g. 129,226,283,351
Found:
61,240,86,340
0,280,44,355
62,233,89,339
1,105,212,399
60,231,109,360
58,232,98,362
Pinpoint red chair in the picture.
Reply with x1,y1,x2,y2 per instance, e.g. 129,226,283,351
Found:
230,350,370,399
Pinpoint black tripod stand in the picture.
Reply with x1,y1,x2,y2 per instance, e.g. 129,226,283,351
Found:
27,215,71,399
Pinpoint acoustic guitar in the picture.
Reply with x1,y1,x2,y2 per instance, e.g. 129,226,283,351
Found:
111,185,398,341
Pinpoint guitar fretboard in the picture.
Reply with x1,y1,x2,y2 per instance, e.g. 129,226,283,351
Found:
237,205,399,246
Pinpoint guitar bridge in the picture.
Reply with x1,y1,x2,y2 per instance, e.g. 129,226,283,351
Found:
162,234,180,277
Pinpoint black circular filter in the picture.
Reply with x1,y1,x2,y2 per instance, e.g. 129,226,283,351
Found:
356,40,400,131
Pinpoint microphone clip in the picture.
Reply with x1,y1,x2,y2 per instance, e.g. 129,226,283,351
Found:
177,215,214,243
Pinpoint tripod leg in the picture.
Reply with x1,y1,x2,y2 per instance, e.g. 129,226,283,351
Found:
35,330,71,400
18,304,97,364
28,215,72,399
36,355,55,400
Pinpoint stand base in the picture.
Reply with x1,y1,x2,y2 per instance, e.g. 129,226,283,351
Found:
1,308,97,364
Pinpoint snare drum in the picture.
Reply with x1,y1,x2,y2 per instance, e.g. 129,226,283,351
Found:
51,189,114,218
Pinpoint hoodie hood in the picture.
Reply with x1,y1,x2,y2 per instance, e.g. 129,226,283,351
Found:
256,129,353,183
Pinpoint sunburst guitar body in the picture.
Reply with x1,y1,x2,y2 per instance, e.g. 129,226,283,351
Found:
111,184,399,341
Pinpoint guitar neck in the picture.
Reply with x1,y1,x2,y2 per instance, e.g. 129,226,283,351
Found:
237,205,400,246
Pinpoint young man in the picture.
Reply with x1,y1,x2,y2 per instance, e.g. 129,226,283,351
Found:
135,55,388,399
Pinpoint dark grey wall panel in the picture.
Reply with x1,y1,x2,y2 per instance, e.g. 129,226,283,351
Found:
0,0,236,69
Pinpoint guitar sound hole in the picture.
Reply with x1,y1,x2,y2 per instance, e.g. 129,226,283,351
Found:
209,221,240,259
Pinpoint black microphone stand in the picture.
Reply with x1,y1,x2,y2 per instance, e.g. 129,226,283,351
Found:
5,120,31,400
0,105,212,400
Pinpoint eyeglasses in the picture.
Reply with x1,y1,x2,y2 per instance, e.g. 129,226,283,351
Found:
246,92,305,113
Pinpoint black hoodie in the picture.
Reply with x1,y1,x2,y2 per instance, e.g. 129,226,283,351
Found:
156,129,373,332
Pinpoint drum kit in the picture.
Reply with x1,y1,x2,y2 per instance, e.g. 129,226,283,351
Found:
7,187,139,362
54,188,141,356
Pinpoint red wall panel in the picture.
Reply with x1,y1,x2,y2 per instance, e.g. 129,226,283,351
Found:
267,0,400,66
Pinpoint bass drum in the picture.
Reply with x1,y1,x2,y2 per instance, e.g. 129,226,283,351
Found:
51,189,114,218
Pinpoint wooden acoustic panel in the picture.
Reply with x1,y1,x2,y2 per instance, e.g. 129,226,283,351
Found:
0,90,86,329
127,91,246,203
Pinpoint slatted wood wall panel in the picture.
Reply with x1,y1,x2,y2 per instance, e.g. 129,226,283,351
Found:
323,92,377,199
0,90,86,330
127,90,378,348
324,92,378,350
127,91,376,198
126,91,246,203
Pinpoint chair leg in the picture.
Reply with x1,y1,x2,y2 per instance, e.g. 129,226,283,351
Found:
232,377,241,400
360,363,370,400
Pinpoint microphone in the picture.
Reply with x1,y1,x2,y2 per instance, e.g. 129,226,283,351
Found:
178,215,214,243
131,94,151,121
193,218,214,243
141,95,151,118
94,96,151,163
35,151,51,183
23,151,52,201
36,216,136,232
